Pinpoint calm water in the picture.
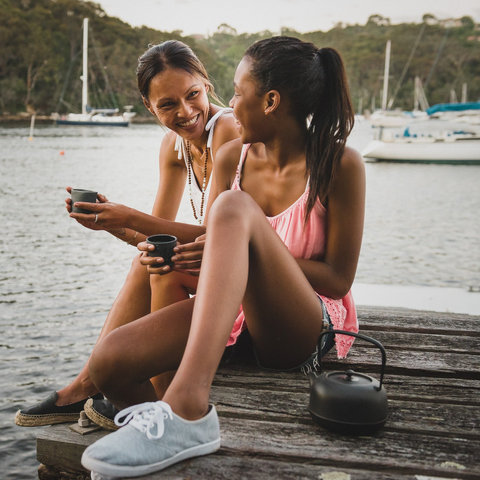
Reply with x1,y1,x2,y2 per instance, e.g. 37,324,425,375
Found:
1,121,479,477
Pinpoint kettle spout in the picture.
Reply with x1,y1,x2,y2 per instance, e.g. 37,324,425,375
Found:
308,372,318,387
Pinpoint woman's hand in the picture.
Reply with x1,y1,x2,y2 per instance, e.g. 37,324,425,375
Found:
137,241,172,275
69,196,131,231
170,234,206,276
65,186,108,231
137,234,206,276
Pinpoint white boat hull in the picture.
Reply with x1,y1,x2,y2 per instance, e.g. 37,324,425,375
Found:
363,139,480,163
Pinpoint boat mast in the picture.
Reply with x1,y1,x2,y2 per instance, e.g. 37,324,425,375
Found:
461,83,467,103
82,18,89,115
382,40,391,111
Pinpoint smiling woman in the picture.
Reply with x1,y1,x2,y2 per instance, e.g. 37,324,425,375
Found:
14,40,239,430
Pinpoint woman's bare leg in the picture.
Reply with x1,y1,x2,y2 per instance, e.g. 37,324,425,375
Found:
89,298,195,409
91,191,324,418
55,254,152,405
163,191,324,419
150,270,198,312
56,257,198,405
149,272,198,398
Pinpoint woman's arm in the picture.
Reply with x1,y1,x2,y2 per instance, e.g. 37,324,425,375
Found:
151,131,188,220
70,132,206,244
111,132,188,245
298,147,366,299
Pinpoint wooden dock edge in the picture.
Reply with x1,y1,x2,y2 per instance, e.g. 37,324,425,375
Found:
36,306,480,479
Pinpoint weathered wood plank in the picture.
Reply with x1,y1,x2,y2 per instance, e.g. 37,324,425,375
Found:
383,375,480,405
219,417,480,479
38,419,480,480
357,307,480,335
223,335,480,378
120,455,446,480
214,368,480,405
37,425,107,474
39,452,448,480
222,345,480,379
353,330,480,354
324,349,480,379
209,385,480,439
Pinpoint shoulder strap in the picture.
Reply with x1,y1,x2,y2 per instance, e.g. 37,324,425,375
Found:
174,134,187,164
234,144,250,187
206,107,233,149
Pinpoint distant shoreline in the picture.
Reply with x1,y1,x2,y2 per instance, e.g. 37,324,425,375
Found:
0,115,157,124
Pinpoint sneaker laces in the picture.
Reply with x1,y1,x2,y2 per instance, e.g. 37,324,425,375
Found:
114,401,173,440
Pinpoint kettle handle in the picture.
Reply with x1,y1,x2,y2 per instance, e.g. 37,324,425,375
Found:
317,330,387,390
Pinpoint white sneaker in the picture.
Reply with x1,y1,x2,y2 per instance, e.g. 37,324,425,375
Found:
82,401,221,477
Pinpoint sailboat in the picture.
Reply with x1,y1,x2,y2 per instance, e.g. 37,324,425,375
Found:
362,129,480,164
427,100,480,125
55,19,135,127
369,38,428,128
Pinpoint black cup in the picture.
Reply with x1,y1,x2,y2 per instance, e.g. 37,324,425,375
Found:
71,189,98,214
146,234,178,268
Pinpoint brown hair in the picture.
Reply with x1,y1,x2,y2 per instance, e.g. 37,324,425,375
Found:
137,40,220,103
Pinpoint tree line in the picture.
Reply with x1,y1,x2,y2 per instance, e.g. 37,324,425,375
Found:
1,0,479,117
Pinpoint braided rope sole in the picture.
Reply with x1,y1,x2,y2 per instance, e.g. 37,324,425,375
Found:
84,398,118,431
15,409,79,427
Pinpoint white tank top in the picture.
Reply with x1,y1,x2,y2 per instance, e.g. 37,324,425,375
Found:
174,107,233,225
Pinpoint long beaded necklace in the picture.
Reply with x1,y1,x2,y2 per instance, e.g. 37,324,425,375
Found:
186,105,211,225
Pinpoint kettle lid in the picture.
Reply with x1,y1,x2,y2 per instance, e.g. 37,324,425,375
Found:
328,369,375,386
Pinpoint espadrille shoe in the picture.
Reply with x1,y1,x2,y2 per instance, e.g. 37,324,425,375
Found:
85,398,119,431
15,391,103,427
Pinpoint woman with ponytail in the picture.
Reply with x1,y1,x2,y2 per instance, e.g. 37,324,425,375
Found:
81,37,365,477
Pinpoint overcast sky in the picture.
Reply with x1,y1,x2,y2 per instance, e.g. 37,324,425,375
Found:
94,0,480,36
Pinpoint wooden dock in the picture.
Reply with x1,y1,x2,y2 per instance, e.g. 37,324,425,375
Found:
37,306,480,479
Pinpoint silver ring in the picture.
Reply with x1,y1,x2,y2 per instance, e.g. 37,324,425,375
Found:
94,214,98,223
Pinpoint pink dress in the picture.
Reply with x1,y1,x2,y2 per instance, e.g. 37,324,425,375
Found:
227,144,358,358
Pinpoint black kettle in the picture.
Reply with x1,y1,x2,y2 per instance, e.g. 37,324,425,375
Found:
308,330,388,435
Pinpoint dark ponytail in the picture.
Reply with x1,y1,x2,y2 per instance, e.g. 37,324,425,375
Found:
306,48,354,220
244,37,354,222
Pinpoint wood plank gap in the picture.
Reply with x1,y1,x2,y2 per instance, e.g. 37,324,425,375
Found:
212,380,310,394
382,426,480,441
387,394,480,407
378,345,480,355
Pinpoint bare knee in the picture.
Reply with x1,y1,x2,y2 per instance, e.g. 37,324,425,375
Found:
150,270,181,291
89,330,129,394
127,253,148,277
209,190,260,228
